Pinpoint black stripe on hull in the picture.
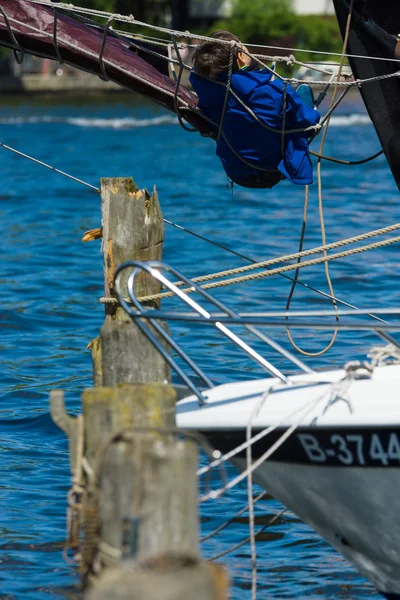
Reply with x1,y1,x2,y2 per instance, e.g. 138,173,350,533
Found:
201,426,400,467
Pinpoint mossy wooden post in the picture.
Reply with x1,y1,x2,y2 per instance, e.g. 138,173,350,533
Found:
80,383,182,576
78,384,229,600
91,177,169,387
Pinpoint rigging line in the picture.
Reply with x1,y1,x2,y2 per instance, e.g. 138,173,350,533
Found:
1,12,191,109
0,136,388,325
288,0,355,357
206,508,286,562
3,8,397,97
0,141,100,192
286,89,348,356
171,36,198,132
50,13,361,82
137,233,400,302
112,218,389,324
310,148,383,165
246,379,274,599
196,380,350,478
146,222,400,287
25,0,400,65
199,384,335,502
200,489,268,543
284,192,336,356
79,12,193,74
249,45,400,63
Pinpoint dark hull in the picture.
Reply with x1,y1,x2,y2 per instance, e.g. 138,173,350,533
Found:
333,0,400,189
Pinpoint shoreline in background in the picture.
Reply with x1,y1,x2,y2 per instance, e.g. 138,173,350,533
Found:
0,83,366,122
0,71,123,95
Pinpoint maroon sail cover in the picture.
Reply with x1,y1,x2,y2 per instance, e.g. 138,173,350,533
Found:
0,0,211,132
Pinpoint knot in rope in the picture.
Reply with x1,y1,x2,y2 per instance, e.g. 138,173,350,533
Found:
286,54,296,67
368,343,400,368
344,360,373,380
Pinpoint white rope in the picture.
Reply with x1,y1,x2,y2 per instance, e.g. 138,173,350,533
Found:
24,0,400,66
199,376,353,502
368,343,400,367
197,380,332,478
245,382,275,599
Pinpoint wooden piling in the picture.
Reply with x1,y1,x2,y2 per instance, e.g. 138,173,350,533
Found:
80,383,196,575
50,385,229,600
50,175,228,600
84,558,229,600
91,177,170,387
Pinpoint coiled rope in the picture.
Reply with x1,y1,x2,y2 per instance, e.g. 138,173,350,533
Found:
286,0,354,357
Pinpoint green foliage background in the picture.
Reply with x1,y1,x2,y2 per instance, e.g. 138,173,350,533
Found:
211,0,343,62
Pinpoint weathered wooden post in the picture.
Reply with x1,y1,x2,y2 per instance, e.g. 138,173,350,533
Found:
50,176,228,600
90,177,169,387
81,383,202,578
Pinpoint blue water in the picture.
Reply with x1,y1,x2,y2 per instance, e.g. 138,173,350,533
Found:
0,90,398,600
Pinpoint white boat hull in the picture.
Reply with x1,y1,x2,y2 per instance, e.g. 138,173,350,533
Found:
176,363,400,598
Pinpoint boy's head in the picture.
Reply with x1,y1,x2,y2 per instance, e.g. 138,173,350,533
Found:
193,30,252,80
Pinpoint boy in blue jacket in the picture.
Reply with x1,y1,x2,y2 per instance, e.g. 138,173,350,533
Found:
189,32,320,189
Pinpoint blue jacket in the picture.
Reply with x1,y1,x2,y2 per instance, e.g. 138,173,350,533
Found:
189,68,320,184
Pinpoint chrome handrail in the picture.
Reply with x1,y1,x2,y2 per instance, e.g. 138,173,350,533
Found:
114,261,400,405
114,261,313,397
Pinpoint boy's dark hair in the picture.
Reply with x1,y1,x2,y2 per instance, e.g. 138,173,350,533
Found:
210,30,241,43
193,31,241,80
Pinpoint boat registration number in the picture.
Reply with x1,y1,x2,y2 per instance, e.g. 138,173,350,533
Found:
297,431,400,466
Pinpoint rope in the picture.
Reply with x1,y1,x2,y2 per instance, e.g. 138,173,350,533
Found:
284,1,354,357
98,16,113,81
217,41,235,143
0,4,392,328
0,136,386,321
63,414,85,562
310,148,383,165
280,80,287,158
200,489,268,543
133,233,400,303
245,379,275,599
4,0,398,158
25,0,400,66
20,1,400,88
5,3,400,94
53,10,63,64
206,508,286,562
199,378,345,502
0,140,101,192
285,185,327,354
130,221,400,293
368,343,400,367
197,378,336,478
172,36,198,133
160,221,400,286
1,11,192,110
0,5,24,64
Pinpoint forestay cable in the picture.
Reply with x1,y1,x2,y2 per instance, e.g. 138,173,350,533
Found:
1,136,387,323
